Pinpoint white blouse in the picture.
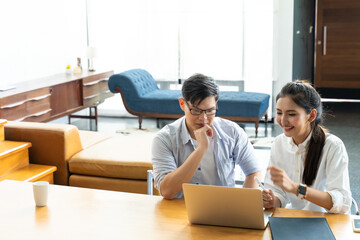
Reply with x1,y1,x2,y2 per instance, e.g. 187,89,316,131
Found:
264,132,352,213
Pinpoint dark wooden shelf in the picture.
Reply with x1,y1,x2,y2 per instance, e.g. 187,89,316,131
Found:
0,70,114,123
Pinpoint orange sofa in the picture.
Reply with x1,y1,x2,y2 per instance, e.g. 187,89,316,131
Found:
4,121,158,194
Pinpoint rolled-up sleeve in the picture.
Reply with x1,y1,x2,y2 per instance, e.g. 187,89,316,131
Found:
325,141,352,214
151,131,177,195
233,125,262,176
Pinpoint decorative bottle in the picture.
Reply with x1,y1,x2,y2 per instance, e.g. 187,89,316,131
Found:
73,57,83,74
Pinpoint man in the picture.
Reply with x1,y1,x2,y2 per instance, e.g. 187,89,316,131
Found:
152,74,262,199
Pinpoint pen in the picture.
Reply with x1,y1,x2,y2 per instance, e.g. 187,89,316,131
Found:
254,176,266,190
255,176,272,201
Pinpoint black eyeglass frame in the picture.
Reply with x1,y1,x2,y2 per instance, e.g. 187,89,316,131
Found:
185,101,217,116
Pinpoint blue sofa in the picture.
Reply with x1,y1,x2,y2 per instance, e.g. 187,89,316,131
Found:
108,69,270,136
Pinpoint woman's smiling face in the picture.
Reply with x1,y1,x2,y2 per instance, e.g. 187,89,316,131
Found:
276,96,313,145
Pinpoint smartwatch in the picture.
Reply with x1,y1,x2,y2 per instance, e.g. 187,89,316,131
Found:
297,183,308,199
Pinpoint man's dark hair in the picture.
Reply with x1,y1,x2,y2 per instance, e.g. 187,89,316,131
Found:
181,74,219,106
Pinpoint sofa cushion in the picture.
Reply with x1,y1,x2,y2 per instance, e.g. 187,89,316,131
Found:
108,68,159,99
69,133,155,180
78,130,112,149
217,91,270,118
132,89,183,115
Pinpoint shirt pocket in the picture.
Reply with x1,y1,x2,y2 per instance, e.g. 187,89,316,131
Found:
220,154,235,177
190,169,201,184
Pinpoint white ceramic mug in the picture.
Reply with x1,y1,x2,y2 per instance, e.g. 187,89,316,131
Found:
33,181,49,207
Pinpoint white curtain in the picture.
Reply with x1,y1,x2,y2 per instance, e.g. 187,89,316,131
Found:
88,0,179,80
88,0,249,82
179,0,244,80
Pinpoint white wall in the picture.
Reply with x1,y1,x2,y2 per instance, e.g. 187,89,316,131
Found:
0,0,87,87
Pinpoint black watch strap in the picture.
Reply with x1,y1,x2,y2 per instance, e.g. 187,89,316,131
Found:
297,183,307,199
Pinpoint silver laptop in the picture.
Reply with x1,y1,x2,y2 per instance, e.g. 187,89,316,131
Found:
183,183,272,229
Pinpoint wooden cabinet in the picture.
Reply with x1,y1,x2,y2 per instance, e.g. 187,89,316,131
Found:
50,80,82,117
82,72,113,107
314,0,360,88
0,70,114,123
0,88,51,122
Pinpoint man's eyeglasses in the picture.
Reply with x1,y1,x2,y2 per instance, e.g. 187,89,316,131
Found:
185,101,217,116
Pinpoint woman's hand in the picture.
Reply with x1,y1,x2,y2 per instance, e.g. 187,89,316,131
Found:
262,188,277,208
267,166,299,195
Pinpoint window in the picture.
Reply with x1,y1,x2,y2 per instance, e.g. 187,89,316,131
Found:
88,0,272,84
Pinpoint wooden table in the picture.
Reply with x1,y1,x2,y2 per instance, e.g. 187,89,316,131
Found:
0,180,357,240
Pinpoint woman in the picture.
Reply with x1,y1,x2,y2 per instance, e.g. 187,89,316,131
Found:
263,81,351,213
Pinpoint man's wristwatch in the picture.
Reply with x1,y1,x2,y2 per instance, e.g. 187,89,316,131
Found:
297,183,308,200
